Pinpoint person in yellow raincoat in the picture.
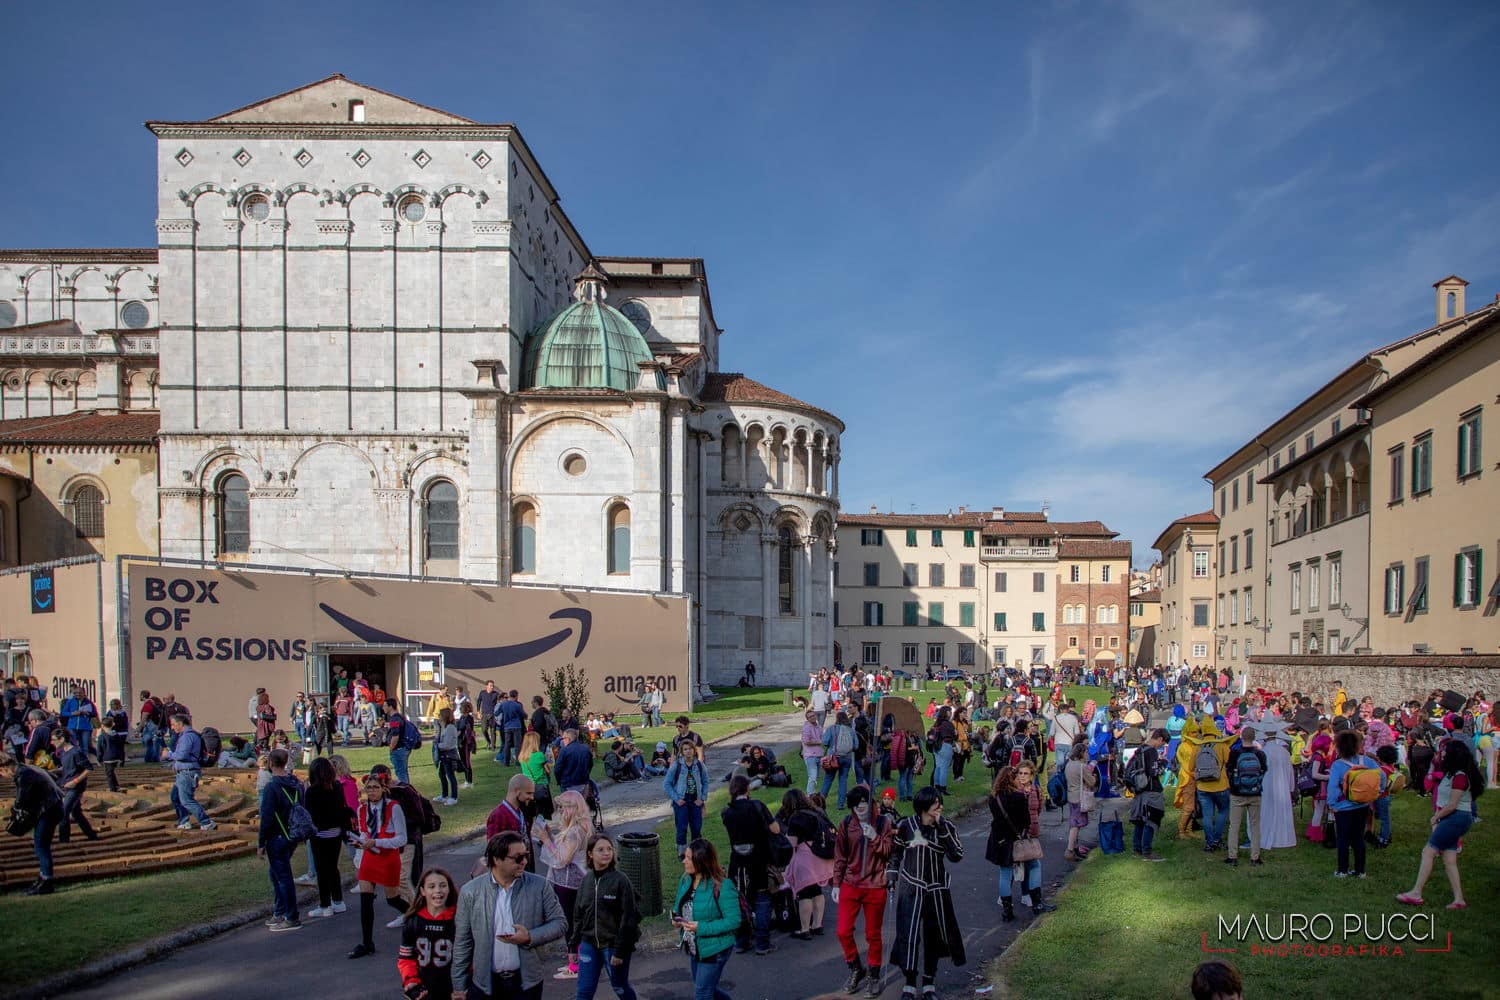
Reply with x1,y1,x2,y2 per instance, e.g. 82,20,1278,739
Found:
1331,682,1348,719
1174,716,1200,836
1177,715,1235,850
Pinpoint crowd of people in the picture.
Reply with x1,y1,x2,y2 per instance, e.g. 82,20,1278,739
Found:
3,658,1493,997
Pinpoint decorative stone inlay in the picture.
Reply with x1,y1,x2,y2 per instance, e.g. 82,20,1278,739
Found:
294,148,313,168
233,148,252,167
373,488,411,504
158,488,205,500
352,148,372,169
175,148,194,166
412,149,432,169
472,149,491,169
250,488,298,500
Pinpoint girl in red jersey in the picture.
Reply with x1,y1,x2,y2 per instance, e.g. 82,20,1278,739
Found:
398,868,458,999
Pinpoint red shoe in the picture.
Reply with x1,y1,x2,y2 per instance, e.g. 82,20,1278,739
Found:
1395,893,1424,907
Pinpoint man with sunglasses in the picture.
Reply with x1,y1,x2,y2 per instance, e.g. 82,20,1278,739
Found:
452,831,566,1000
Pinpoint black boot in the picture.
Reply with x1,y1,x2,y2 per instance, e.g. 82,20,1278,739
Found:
1001,895,1015,922
1030,888,1056,913
25,878,54,896
864,964,882,997
844,960,866,993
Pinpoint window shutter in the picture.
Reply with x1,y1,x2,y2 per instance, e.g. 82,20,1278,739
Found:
1455,552,1465,607
1476,550,1484,606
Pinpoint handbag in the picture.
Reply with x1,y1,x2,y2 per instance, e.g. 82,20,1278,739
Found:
5,805,38,838
820,753,840,773
1012,836,1044,862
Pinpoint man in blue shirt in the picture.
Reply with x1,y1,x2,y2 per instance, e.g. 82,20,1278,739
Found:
163,714,216,830
553,728,594,795
59,684,98,762
498,690,528,766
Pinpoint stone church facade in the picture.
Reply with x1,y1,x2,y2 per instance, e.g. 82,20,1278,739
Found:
1,75,842,691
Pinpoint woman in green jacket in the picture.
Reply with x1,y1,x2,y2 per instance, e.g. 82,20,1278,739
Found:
673,838,741,1000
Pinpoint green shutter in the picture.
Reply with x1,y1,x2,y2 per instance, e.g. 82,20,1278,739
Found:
932,529,943,546
994,612,1006,632
960,603,974,627
903,602,918,627
1032,612,1045,632
929,602,943,625
877,603,885,626
1478,550,1484,606
1455,552,1464,607
906,529,917,547
963,530,975,547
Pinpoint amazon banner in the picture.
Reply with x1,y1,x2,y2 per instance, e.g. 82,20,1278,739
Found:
127,564,692,734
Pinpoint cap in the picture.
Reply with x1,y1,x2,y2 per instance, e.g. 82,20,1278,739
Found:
881,787,897,801
655,741,668,751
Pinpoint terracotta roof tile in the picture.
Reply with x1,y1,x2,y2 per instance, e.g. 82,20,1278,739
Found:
982,520,1117,539
838,511,994,528
0,411,159,446
699,372,842,427
1151,511,1218,552
1056,539,1133,559
1135,588,1162,603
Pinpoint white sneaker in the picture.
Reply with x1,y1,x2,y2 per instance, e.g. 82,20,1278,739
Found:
460,782,473,789
330,901,347,914
386,915,406,929
295,873,317,885
305,906,331,918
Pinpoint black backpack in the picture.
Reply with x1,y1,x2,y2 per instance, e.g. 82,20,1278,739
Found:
807,811,837,860
1229,751,1265,796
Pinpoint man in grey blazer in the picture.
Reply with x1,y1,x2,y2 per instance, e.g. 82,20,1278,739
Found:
453,831,567,1000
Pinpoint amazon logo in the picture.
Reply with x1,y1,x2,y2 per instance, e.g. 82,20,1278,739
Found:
604,673,677,705
317,604,592,669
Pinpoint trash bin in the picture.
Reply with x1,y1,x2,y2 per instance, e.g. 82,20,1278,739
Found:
616,831,663,916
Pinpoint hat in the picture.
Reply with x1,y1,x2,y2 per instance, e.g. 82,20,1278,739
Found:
881,787,897,801
655,741,668,751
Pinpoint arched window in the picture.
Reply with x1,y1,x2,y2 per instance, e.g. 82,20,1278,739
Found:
778,524,796,615
1447,290,1457,317
607,503,631,575
423,480,459,563
512,502,537,575
71,483,105,539
215,473,249,554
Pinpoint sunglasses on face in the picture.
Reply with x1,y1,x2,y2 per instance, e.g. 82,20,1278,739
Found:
504,852,529,863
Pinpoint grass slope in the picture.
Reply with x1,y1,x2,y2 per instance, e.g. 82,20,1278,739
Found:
993,793,1499,999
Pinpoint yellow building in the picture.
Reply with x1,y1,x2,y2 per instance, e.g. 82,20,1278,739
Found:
0,412,159,565
1361,306,1500,653
1152,511,1218,669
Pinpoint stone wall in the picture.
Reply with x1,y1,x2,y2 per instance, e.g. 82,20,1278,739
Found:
1245,654,1500,707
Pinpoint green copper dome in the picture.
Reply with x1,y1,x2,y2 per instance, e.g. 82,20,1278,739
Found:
521,266,656,391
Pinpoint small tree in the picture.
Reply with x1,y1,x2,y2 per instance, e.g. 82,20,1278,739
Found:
539,662,590,722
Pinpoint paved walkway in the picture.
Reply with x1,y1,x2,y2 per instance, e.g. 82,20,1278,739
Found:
66,709,1095,999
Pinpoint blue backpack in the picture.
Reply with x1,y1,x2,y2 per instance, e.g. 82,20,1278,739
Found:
1047,769,1068,808
400,718,423,751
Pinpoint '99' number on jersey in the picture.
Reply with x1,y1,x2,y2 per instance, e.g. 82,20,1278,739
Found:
415,938,452,967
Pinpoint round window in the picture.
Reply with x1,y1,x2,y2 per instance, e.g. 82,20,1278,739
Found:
0,301,16,328
399,195,426,224
620,300,651,335
120,301,150,329
563,453,587,477
241,194,270,222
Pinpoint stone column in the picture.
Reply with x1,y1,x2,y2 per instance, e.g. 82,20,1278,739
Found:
668,403,687,592
801,538,814,675
461,360,506,582
830,447,840,501
761,531,777,675
739,435,748,490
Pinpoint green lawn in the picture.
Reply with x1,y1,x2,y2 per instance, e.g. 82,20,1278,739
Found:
992,793,1500,999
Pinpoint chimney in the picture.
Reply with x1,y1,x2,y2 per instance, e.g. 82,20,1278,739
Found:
869,504,878,515
958,505,967,515
1433,275,1468,323
991,505,1004,519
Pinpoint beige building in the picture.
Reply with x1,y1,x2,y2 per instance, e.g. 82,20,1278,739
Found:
1361,303,1500,653
1129,587,1161,668
833,506,1122,673
1204,275,1494,662
1152,511,1218,668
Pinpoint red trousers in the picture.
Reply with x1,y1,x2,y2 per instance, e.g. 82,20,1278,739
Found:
836,884,888,967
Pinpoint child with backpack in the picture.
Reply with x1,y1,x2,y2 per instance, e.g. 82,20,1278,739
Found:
1223,728,1267,867
1371,744,1404,848
1326,730,1383,878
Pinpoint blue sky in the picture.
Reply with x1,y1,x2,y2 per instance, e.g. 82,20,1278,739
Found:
6,1,1499,563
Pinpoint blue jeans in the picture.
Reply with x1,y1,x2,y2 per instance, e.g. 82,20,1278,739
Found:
1374,797,1391,841
1132,818,1156,854
933,743,955,789
141,722,161,763
438,754,458,799
1000,857,1041,896
389,746,410,785
1196,789,1230,848
688,948,732,1000
898,766,914,800
819,754,852,807
171,770,211,825
293,720,306,743
672,800,704,849
804,757,821,794
337,716,350,740
576,940,637,1000
33,806,60,880
737,889,772,951
266,835,298,921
